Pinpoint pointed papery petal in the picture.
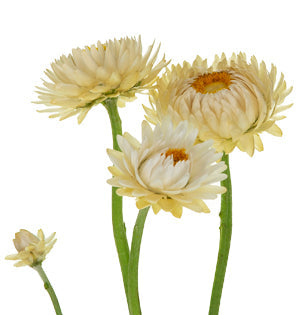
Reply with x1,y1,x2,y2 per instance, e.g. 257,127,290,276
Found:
116,187,134,197
136,199,151,210
117,135,135,159
77,107,91,124
144,194,164,204
14,261,29,267
107,178,121,187
266,123,283,137
123,132,141,150
108,166,125,177
238,134,255,156
141,120,154,145
152,203,161,214
254,134,264,152
274,103,293,115
106,149,128,174
158,199,182,218
5,254,20,260
187,185,225,199
171,206,183,218
193,200,210,213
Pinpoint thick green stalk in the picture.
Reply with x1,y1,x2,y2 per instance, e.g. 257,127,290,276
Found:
103,98,130,304
128,207,150,315
209,153,232,315
33,264,63,315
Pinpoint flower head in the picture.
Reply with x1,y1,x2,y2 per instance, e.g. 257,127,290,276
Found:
145,53,293,156
35,36,169,123
6,229,56,267
107,119,227,218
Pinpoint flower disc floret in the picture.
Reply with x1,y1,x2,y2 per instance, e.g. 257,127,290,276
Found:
145,53,293,156
35,36,169,123
107,119,227,218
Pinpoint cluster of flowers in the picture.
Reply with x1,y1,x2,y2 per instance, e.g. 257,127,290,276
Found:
7,36,292,266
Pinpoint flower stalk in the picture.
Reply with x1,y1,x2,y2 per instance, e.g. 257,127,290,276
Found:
33,264,63,315
103,98,122,151
128,206,150,315
103,98,130,306
209,153,232,315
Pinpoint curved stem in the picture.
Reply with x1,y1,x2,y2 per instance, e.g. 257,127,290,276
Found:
33,264,63,315
103,98,130,307
128,207,150,315
209,153,232,315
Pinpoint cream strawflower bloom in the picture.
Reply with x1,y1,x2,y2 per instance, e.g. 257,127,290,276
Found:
107,119,227,218
145,53,293,156
35,36,169,123
6,229,56,267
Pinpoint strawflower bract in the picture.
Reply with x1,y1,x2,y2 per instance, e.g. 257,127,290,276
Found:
145,53,292,156
35,36,169,123
107,119,227,218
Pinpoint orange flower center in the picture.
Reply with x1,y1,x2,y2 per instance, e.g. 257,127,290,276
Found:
163,148,189,166
191,71,231,94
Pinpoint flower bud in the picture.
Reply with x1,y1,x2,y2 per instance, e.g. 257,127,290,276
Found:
6,229,56,267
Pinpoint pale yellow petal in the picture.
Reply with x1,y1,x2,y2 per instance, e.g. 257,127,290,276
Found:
152,203,161,215
266,123,283,137
238,134,255,157
254,134,264,152
136,199,151,210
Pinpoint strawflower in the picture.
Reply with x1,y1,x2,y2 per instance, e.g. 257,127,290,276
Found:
107,119,227,218
144,53,292,156
35,36,169,123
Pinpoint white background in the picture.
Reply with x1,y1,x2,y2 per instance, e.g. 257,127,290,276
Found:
0,0,298,314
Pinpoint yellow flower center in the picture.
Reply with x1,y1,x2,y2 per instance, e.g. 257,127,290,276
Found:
191,71,231,94
163,148,189,166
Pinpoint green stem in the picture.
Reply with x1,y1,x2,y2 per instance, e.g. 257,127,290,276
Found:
33,264,63,315
128,207,150,315
103,98,130,306
103,98,122,151
209,153,232,315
